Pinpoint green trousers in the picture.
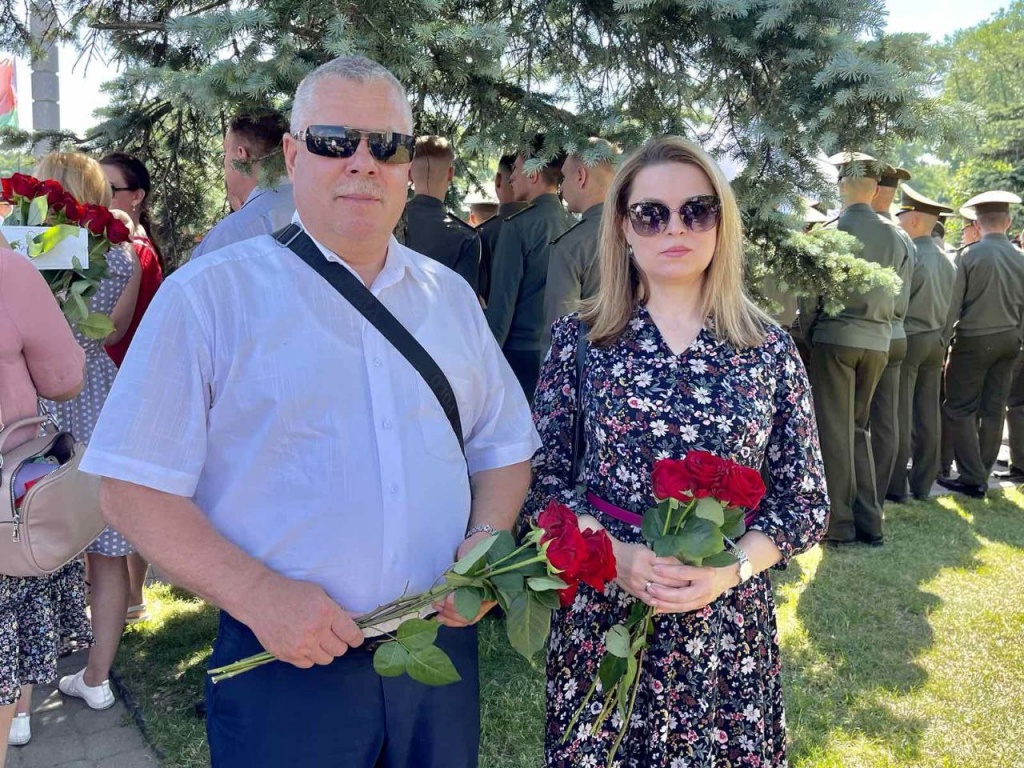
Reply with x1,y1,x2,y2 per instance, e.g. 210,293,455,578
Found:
1005,351,1024,470
943,330,1021,487
870,336,907,504
810,342,889,542
889,330,945,499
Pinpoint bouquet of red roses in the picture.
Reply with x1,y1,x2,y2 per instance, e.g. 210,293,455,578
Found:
210,502,616,686
1,173,131,339
568,451,766,762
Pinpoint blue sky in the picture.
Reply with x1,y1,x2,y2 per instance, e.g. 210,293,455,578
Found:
10,0,1017,135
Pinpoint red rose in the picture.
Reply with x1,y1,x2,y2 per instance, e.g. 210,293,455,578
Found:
537,500,577,545
38,179,65,207
62,198,84,224
715,462,766,511
578,528,616,590
80,204,113,236
9,173,40,200
1,176,12,201
545,526,587,579
106,218,131,244
558,578,579,608
681,450,727,499
652,458,694,501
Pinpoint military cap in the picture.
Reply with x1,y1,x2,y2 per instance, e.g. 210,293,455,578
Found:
960,190,1023,217
959,206,978,222
827,151,883,180
803,206,829,224
879,164,912,188
896,184,954,217
932,220,946,238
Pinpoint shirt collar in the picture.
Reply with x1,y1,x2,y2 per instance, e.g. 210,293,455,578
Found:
244,178,293,208
982,233,1010,242
291,211,414,292
581,203,603,221
409,194,444,210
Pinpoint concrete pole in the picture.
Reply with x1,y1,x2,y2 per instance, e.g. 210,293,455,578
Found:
29,0,60,156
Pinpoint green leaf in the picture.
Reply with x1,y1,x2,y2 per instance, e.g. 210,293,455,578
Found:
630,632,648,653
453,587,483,621
396,618,439,650
652,534,688,558
526,575,568,592
67,293,89,323
604,624,630,659
695,497,725,526
27,196,48,226
76,313,115,340
452,534,498,575
484,530,516,565
444,572,483,589
703,550,739,568
641,504,669,544
372,641,409,677
533,588,561,610
27,224,79,258
405,644,461,686
722,507,747,540
616,654,638,714
625,601,648,629
491,571,525,606
673,516,726,565
505,591,551,660
598,653,627,692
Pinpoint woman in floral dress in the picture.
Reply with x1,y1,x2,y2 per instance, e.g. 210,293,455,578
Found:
525,136,829,767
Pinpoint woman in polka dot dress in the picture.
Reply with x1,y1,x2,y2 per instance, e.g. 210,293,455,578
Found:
34,153,141,712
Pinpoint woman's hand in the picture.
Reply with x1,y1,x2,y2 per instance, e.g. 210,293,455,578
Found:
645,561,740,614
610,539,662,607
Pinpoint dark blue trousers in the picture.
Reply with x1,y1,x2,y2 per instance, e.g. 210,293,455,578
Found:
205,612,480,768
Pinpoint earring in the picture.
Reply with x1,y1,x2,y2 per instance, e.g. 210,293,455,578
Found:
625,243,635,258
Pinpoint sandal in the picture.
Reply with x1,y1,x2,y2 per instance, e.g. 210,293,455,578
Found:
126,603,150,623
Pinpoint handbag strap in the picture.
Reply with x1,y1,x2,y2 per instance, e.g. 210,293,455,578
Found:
570,318,589,482
273,224,465,457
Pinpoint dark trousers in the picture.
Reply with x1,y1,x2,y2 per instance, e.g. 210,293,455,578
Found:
941,347,955,475
870,335,907,504
1005,350,1024,470
890,331,945,498
205,612,480,768
503,347,541,404
810,342,889,541
943,330,1022,487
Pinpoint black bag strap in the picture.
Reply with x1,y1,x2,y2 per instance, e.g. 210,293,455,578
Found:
274,224,465,457
571,318,589,483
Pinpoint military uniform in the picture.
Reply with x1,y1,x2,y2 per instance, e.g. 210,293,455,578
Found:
943,231,1024,491
476,201,529,304
403,195,482,293
870,212,915,503
541,202,603,352
808,200,902,544
484,193,575,400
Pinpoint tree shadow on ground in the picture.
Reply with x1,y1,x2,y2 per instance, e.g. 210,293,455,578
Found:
787,495,983,764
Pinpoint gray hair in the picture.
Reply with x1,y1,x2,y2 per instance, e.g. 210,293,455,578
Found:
290,56,414,133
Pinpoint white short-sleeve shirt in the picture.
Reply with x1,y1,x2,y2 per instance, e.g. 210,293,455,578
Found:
81,219,541,612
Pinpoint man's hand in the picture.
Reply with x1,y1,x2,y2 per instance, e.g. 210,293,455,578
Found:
433,531,499,628
241,571,364,668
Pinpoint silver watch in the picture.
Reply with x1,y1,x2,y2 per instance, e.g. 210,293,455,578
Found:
733,546,753,584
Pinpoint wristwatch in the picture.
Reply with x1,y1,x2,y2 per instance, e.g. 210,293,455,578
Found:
733,546,753,584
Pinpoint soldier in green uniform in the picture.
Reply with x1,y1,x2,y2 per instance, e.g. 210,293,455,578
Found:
541,138,618,351
938,191,1024,498
870,165,916,504
806,152,903,546
477,154,529,304
485,135,576,399
995,227,1024,482
888,185,956,500
403,135,482,293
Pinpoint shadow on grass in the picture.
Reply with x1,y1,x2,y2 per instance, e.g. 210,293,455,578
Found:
788,495,983,763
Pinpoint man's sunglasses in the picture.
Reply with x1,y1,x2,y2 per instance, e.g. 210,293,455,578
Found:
293,125,415,164
626,195,721,237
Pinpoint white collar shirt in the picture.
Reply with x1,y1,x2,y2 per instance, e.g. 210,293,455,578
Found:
190,180,296,260
82,215,541,612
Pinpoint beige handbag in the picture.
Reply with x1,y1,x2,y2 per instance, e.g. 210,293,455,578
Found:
0,412,104,577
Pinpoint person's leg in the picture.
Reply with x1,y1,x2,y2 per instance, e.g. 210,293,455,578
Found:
978,333,1020,475
890,334,923,499
944,336,991,487
1,579,19,767
872,337,907,503
126,554,150,618
83,554,129,687
852,348,889,541
1004,351,1024,472
380,625,480,768
206,611,385,768
810,343,858,542
0,703,12,768
909,332,946,498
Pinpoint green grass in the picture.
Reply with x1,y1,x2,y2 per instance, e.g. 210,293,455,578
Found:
115,490,1024,767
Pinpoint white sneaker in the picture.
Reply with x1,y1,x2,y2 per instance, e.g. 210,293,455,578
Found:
58,668,115,710
8,713,30,746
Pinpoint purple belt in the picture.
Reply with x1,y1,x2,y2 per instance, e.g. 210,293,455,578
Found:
587,491,758,528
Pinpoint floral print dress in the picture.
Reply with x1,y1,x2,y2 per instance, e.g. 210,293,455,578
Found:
524,307,829,768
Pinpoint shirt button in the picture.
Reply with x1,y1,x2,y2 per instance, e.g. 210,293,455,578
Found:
383,418,393,430
374,357,384,367
390,483,399,494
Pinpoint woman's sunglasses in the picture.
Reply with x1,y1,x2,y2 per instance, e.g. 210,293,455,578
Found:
626,195,721,237
293,125,415,165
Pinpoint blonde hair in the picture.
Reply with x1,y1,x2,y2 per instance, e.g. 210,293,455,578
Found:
33,152,111,208
580,135,771,349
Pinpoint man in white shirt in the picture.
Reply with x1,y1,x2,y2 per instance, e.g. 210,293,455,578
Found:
190,110,295,259
81,56,539,768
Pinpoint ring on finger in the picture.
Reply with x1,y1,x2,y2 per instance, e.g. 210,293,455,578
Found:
644,580,653,594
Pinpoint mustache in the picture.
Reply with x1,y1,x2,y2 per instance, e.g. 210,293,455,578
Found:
332,182,385,199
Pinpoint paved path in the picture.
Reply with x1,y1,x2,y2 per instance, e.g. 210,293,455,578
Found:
5,650,158,768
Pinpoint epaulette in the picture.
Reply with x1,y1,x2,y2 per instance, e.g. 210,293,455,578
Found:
550,218,585,246
505,203,534,221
